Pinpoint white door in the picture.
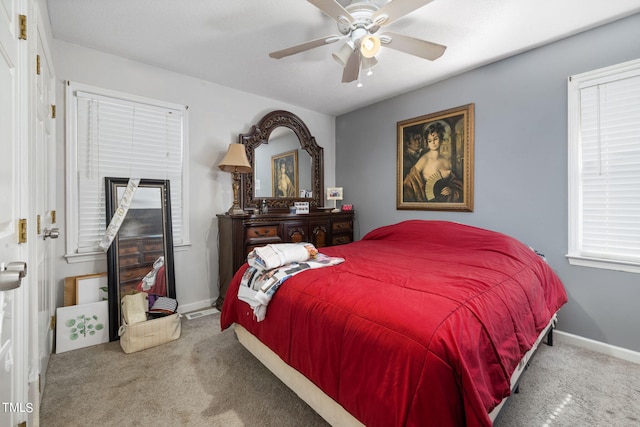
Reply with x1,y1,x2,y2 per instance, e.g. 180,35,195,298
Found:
31,12,56,406
0,0,30,426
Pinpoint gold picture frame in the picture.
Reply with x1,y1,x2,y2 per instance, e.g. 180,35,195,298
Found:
397,103,474,211
272,150,299,198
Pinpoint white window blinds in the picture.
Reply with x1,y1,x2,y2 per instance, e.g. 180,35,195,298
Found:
67,83,187,259
568,59,640,272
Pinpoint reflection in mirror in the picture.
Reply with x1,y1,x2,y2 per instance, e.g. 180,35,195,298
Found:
240,110,324,211
254,128,313,198
105,177,176,341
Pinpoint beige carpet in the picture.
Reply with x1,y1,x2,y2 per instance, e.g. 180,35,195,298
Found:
41,312,640,426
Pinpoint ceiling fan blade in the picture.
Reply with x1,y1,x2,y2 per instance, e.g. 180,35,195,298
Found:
381,32,446,61
269,36,341,59
372,0,434,27
308,0,354,25
342,50,360,83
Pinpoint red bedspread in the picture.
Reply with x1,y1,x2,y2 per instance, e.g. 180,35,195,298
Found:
221,220,567,426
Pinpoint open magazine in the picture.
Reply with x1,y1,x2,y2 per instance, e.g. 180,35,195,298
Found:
238,253,344,321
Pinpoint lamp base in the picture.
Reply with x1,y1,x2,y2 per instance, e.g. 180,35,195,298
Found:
227,207,248,216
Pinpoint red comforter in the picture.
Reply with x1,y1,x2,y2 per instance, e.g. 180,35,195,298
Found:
221,220,567,426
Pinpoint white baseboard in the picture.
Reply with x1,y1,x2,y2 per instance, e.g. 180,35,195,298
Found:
177,298,217,315
555,330,640,365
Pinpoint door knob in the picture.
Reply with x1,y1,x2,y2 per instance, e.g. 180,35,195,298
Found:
43,227,60,240
0,261,27,291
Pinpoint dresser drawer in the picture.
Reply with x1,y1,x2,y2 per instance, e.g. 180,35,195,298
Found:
246,225,279,239
120,265,152,282
332,220,352,233
119,241,141,255
332,234,353,245
143,240,164,252
143,251,164,263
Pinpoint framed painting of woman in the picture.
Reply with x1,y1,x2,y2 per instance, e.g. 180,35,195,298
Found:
272,150,299,198
396,103,474,211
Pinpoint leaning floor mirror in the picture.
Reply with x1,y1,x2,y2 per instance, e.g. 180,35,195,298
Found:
105,177,176,341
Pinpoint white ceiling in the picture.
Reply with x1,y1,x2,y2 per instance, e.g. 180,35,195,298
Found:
47,0,640,116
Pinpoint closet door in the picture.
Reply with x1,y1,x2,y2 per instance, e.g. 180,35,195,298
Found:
0,1,29,426
31,9,56,406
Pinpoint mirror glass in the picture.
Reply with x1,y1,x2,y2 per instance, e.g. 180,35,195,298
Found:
240,110,324,211
105,177,176,341
254,127,313,198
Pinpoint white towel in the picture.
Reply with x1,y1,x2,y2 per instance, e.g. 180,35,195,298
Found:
248,243,318,270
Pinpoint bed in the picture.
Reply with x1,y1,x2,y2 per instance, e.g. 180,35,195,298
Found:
220,220,568,426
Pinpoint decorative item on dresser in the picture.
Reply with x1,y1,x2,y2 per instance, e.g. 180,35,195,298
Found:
216,210,354,310
218,143,252,215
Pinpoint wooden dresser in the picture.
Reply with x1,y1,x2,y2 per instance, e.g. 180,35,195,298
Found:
216,210,354,309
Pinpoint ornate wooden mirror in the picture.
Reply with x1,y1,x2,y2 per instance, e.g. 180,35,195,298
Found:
105,177,176,341
239,110,324,211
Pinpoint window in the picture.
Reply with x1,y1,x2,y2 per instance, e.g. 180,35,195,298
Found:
65,82,189,262
567,58,640,273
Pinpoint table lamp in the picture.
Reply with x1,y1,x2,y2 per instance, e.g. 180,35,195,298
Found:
218,143,251,215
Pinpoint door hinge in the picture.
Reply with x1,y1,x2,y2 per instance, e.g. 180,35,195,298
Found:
51,105,56,118
18,15,27,40
36,54,41,75
51,209,57,223
18,218,27,243
37,214,41,235
50,315,56,330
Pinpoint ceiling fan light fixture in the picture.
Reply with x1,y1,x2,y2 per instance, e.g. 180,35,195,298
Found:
360,35,381,58
332,40,355,67
361,55,378,70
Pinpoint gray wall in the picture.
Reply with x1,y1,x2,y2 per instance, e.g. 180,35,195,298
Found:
336,13,640,352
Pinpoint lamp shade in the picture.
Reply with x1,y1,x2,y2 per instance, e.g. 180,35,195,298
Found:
361,55,378,71
332,41,355,67
218,143,251,173
360,35,381,59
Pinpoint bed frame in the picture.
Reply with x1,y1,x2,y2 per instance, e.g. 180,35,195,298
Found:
233,314,557,426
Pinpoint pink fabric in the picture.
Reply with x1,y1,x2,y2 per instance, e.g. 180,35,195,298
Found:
221,220,567,426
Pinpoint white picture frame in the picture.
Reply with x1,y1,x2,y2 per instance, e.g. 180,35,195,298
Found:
56,301,109,353
76,273,108,304
327,187,343,200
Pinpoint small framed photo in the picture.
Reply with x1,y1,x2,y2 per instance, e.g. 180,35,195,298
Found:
327,187,343,200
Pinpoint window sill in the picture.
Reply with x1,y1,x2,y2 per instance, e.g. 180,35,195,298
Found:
566,255,640,274
65,242,191,264
65,251,106,264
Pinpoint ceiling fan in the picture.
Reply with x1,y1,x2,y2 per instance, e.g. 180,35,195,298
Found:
269,0,447,84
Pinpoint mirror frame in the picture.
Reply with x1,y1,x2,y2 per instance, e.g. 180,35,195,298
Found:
239,110,324,211
105,177,176,341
